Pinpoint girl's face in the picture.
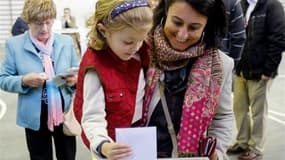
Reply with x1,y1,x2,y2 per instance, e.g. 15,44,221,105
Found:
104,24,152,61
29,18,54,43
164,1,207,51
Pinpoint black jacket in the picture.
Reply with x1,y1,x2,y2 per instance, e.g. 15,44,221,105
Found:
236,0,285,80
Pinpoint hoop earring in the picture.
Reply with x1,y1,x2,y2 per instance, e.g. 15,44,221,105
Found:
200,31,205,42
97,30,105,39
100,32,106,38
160,17,165,26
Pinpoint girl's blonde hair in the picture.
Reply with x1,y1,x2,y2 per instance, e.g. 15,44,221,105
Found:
87,0,153,50
22,0,57,23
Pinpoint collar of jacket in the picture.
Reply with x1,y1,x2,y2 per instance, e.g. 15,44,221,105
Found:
247,0,257,4
242,0,266,15
23,32,65,63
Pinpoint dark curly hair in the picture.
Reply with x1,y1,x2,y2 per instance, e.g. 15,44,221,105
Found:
152,0,227,49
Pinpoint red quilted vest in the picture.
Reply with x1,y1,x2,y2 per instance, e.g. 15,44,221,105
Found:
74,42,149,148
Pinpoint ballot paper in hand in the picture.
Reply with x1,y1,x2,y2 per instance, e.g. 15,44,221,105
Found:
115,127,157,160
53,67,79,87
58,67,79,77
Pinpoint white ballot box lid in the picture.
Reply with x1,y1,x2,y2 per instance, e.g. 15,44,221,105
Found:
159,158,209,160
93,157,209,160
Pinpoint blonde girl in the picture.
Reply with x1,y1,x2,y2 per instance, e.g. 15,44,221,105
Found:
73,0,153,159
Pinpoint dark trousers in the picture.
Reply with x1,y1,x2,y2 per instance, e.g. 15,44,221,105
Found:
25,102,76,160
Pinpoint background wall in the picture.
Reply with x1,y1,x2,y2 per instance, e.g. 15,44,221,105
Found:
54,0,97,29
53,0,98,54
0,0,98,46
1,0,285,46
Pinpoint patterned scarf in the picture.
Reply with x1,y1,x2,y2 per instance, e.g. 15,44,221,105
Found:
30,32,63,131
142,25,223,154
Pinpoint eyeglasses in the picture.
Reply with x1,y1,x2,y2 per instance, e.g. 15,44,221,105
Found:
33,19,54,27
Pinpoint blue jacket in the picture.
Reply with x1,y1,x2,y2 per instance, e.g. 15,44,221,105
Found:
0,32,79,130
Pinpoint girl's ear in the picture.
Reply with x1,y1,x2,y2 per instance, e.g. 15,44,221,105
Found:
96,23,107,38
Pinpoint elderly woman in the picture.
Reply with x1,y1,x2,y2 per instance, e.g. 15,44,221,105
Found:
0,0,79,159
141,0,235,160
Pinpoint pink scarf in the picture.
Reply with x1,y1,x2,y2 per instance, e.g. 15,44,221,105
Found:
142,26,223,155
30,32,63,131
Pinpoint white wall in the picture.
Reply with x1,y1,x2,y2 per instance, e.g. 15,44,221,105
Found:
53,0,98,54
54,0,97,28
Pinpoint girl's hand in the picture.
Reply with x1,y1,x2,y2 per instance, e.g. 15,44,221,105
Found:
102,142,132,160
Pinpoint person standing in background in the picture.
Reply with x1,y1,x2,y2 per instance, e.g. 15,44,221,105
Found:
227,0,285,159
11,0,31,36
221,0,246,66
61,7,81,58
0,0,79,159
11,17,29,36
62,7,77,28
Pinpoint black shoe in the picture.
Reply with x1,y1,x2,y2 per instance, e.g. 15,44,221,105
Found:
227,143,247,154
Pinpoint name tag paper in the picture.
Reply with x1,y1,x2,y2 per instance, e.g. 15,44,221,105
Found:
115,127,157,160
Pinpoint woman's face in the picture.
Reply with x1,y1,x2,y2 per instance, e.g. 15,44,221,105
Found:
164,1,207,51
29,18,54,43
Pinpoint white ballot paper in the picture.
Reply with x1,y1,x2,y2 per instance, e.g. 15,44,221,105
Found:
115,127,157,160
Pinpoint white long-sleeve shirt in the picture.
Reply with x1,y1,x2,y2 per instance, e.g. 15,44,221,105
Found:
81,69,145,158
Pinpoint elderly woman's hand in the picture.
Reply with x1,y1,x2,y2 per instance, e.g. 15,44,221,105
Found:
22,73,48,88
63,74,77,87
